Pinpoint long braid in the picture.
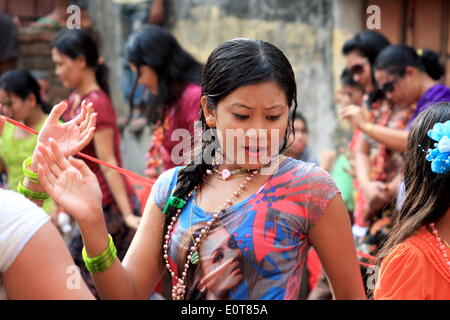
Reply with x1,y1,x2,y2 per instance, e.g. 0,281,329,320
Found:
160,108,215,291
161,108,214,248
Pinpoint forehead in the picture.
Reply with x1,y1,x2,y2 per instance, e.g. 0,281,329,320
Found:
0,89,13,100
51,48,69,62
220,81,288,109
200,227,230,255
346,51,367,67
375,69,394,83
37,79,49,87
294,118,305,126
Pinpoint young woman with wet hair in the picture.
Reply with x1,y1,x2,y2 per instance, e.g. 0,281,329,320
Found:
36,38,366,300
125,24,203,177
375,103,450,299
51,29,141,296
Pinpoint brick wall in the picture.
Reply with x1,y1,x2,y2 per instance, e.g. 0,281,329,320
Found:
16,26,71,106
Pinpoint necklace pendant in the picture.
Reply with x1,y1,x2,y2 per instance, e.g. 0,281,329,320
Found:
221,169,231,180
191,251,200,264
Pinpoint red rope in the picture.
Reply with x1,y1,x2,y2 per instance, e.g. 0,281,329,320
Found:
4,117,154,187
356,251,377,261
3,116,383,266
358,260,375,268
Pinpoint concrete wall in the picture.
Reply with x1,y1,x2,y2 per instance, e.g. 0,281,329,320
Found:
17,27,71,106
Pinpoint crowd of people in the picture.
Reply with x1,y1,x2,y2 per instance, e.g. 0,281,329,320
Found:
0,8,449,300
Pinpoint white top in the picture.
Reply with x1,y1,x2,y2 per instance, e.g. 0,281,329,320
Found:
0,189,50,299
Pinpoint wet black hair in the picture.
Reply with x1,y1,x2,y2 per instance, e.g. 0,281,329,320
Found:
0,69,51,114
51,29,110,96
125,24,203,125
374,44,445,81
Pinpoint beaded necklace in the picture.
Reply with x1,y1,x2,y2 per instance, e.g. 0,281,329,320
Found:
428,223,450,273
163,168,259,300
209,167,249,180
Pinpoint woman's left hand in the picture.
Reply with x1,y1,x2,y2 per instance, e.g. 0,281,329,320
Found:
35,139,104,223
32,100,97,170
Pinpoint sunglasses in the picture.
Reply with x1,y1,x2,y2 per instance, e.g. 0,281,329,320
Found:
378,78,399,93
349,63,366,75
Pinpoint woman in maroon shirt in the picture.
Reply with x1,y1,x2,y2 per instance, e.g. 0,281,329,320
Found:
125,25,203,178
51,29,140,296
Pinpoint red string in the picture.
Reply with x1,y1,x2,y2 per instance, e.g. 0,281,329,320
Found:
4,117,154,187
356,251,377,261
358,260,375,268
3,116,383,266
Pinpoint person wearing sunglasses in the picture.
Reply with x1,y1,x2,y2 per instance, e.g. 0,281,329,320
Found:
341,45,450,153
342,31,390,102
339,33,415,289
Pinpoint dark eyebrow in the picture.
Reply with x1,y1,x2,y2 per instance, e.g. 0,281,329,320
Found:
231,103,252,110
230,103,286,110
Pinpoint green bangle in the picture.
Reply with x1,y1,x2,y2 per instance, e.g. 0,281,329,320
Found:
82,234,117,273
17,180,49,201
23,156,40,184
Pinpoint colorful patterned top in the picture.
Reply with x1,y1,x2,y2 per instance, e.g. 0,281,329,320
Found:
150,157,339,300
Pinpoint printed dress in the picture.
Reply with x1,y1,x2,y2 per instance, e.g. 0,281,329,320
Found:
150,157,339,300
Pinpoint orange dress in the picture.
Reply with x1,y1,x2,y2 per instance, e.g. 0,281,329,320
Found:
374,227,450,300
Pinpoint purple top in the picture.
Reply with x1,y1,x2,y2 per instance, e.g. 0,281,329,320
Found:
408,84,450,127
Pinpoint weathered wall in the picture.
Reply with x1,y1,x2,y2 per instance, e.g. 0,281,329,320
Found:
14,1,363,175
17,27,71,106
88,1,151,176
166,0,337,159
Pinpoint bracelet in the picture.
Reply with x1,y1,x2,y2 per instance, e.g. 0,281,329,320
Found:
23,156,40,184
82,234,117,273
17,180,49,201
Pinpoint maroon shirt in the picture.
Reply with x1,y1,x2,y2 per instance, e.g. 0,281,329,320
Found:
65,90,135,207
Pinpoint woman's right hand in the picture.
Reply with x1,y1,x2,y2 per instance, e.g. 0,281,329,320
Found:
35,139,104,226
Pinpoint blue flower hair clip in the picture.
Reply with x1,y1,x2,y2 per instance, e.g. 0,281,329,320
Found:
425,120,450,174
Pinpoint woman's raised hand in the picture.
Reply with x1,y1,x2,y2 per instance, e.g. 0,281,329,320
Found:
35,139,104,225
32,100,97,170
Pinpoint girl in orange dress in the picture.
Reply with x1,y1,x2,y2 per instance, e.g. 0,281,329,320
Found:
374,103,450,299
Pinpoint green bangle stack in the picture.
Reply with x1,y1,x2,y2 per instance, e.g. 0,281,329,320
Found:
17,180,50,201
23,156,40,184
82,235,117,273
